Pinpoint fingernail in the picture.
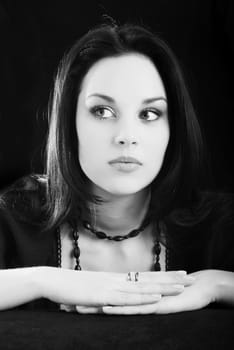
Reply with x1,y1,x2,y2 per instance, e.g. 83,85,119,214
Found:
176,270,187,275
173,284,185,290
153,294,162,300
185,276,196,282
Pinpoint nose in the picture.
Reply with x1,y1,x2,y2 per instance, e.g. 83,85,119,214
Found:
112,115,139,146
114,134,137,146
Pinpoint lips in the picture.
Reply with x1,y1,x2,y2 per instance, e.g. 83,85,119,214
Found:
108,156,142,165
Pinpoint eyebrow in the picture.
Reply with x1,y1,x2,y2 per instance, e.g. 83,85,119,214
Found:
87,93,167,104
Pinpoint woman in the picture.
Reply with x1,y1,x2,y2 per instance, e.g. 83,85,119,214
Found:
0,22,234,315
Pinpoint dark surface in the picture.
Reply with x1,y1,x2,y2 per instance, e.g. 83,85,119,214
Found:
0,309,234,350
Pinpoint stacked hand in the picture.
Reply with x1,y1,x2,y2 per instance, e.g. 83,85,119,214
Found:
39,268,194,313
73,269,201,315
75,270,225,315
40,268,232,314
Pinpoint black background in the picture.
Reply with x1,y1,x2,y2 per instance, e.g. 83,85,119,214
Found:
0,0,233,190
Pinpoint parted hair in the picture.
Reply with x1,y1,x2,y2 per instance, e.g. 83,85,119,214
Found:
45,22,211,230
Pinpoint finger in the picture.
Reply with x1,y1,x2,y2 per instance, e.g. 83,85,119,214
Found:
76,305,102,314
139,270,187,279
152,297,188,314
103,290,195,315
139,271,195,285
108,291,161,306
148,290,200,314
60,304,76,312
117,282,185,296
102,303,159,315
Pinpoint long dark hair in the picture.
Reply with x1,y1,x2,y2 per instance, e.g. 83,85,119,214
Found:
45,22,211,230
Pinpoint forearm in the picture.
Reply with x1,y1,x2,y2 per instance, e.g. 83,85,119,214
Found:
216,271,234,306
0,267,44,310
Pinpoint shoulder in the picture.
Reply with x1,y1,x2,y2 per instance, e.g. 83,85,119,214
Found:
164,190,234,247
201,190,234,231
206,191,234,270
164,191,234,271
0,174,48,226
167,190,234,227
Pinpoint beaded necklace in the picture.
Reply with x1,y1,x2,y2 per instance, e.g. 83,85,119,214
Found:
57,220,167,271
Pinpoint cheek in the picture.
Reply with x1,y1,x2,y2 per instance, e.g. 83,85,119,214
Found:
147,126,170,159
142,128,170,180
76,120,109,167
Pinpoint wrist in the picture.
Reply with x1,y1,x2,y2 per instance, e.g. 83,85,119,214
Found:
213,270,234,305
32,266,53,300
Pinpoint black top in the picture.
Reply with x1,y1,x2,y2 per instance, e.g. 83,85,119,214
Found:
0,175,234,311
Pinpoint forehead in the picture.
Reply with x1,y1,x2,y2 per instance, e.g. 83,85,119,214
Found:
79,53,166,101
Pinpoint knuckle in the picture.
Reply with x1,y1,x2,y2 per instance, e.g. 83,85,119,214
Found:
103,290,113,306
136,283,145,292
113,292,128,306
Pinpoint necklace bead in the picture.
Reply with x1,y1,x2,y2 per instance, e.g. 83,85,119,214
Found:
57,219,164,271
82,218,150,241
95,231,107,239
154,262,161,271
153,242,161,256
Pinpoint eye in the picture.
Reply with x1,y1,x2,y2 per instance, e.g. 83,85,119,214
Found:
140,108,162,121
90,105,115,120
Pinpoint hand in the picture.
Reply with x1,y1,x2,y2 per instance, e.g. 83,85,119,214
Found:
74,270,194,314
38,267,163,308
99,269,222,315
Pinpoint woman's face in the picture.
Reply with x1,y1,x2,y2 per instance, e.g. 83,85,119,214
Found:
76,53,169,196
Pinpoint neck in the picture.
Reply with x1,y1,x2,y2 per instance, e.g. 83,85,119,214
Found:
88,187,151,237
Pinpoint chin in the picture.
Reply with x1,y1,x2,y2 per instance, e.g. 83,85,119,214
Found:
101,182,150,197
